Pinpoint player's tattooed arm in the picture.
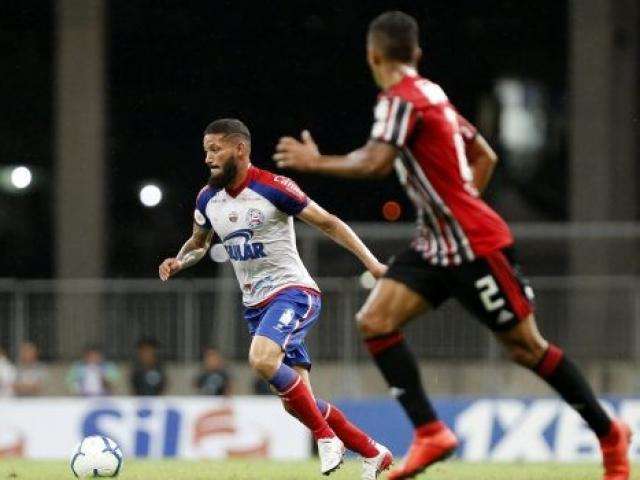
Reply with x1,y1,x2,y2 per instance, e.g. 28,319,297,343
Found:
466,134,498,194
274,131,397,179
298,200,387,278
159,223,213,281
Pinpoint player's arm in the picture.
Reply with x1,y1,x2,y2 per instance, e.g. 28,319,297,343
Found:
297,200,387,278
467,134,498,194
456,113,498,194
159,223,213,281
466,133,498,194
275,131,397,179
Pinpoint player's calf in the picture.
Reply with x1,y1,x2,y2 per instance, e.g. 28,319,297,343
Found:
496,317,613,439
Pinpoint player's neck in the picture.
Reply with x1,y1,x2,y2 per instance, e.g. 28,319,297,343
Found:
379,63,417,90
228,161,252,191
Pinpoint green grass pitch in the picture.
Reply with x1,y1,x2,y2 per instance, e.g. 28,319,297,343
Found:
0,460,638,479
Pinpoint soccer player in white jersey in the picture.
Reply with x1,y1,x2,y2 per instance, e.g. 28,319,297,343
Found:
159,119,393,478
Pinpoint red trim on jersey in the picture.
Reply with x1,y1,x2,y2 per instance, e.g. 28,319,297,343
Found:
225,165,257,197
251,167,307,203
485,251,533,321
365,331,404,356
535,344,564,378
249,284,321,309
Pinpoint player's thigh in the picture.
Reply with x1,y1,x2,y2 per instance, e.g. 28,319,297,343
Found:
357,249,450,337
357,279,429,337
451,247,536,333
253,290,320,368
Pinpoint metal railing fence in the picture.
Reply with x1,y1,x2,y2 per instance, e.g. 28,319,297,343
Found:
1,275,639,363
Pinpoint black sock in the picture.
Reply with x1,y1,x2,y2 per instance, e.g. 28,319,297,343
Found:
366,332,438,428
534,344,612,437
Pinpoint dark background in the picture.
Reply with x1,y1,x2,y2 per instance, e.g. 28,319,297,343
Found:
1,0,568,278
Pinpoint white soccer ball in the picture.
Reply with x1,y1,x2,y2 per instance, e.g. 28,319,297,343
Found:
70,435,123,478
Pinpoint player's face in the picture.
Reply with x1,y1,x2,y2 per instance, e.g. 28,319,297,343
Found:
204,133,240,188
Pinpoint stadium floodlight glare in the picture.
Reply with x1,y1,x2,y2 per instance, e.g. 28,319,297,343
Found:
10,166,32,189
139,184,163,207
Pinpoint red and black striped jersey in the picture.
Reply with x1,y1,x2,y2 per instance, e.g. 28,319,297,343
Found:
371,68,513,266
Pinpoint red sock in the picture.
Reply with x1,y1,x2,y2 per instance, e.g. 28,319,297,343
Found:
280,378,334,440
323,402,378,458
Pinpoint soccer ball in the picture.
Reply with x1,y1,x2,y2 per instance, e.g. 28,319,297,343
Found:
70,435,123,478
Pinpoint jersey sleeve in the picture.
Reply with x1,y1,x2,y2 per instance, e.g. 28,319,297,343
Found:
249,173,309,216
457,113,478,144
194,186,212,230
370,95,417,148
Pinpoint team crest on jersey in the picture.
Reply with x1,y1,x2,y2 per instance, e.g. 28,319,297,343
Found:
246,208,265,228
228,211,239,223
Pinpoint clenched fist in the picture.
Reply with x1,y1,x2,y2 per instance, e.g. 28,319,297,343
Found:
159,258,182,281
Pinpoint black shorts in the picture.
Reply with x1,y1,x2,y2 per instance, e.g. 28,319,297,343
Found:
385,247,535,332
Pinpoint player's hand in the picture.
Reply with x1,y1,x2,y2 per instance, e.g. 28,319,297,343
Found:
159,258,183,281
369,261,388,279
273,130,320,171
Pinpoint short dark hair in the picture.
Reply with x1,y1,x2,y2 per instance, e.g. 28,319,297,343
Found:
368,11,419,63
203,118,251,144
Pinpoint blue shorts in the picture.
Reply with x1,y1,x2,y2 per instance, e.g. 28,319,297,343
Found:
244,288,321,369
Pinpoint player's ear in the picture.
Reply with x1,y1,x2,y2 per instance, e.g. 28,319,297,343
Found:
413,46,422,65
237,139,248,156
370,47,383,66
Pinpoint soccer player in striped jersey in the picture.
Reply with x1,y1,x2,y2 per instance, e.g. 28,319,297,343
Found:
274,11,631,480
159,119,393,478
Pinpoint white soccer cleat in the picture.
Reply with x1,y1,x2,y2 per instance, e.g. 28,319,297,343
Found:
318,436,345,475
362,442,394,480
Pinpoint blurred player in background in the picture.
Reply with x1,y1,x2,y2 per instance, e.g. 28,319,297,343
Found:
274,11,631,480
159,119,393,478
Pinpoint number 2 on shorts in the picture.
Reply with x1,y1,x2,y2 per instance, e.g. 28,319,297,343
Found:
475,275,505,312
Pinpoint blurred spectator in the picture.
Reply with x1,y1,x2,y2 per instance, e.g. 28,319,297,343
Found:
131,337,166,396
67,345,120,396
194,346,230,396
14,342,46,396
0,348,16,397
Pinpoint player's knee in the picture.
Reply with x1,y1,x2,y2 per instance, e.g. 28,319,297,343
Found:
504,340,547,368
248,349,279,378
356,309,394,337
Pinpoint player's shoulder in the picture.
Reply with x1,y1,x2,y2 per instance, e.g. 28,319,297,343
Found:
196,184,220,205
383,72,448,108
248,166,306,202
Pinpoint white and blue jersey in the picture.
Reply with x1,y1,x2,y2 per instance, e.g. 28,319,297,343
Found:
195,166,322,367
195,165,320,307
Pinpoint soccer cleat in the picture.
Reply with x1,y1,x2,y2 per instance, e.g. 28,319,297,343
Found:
361,442,393,480
600,420,632,480
317,436,346,476
387,424,458,480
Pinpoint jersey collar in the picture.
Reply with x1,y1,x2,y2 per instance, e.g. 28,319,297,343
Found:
384,65,418,92
226,164,256,197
